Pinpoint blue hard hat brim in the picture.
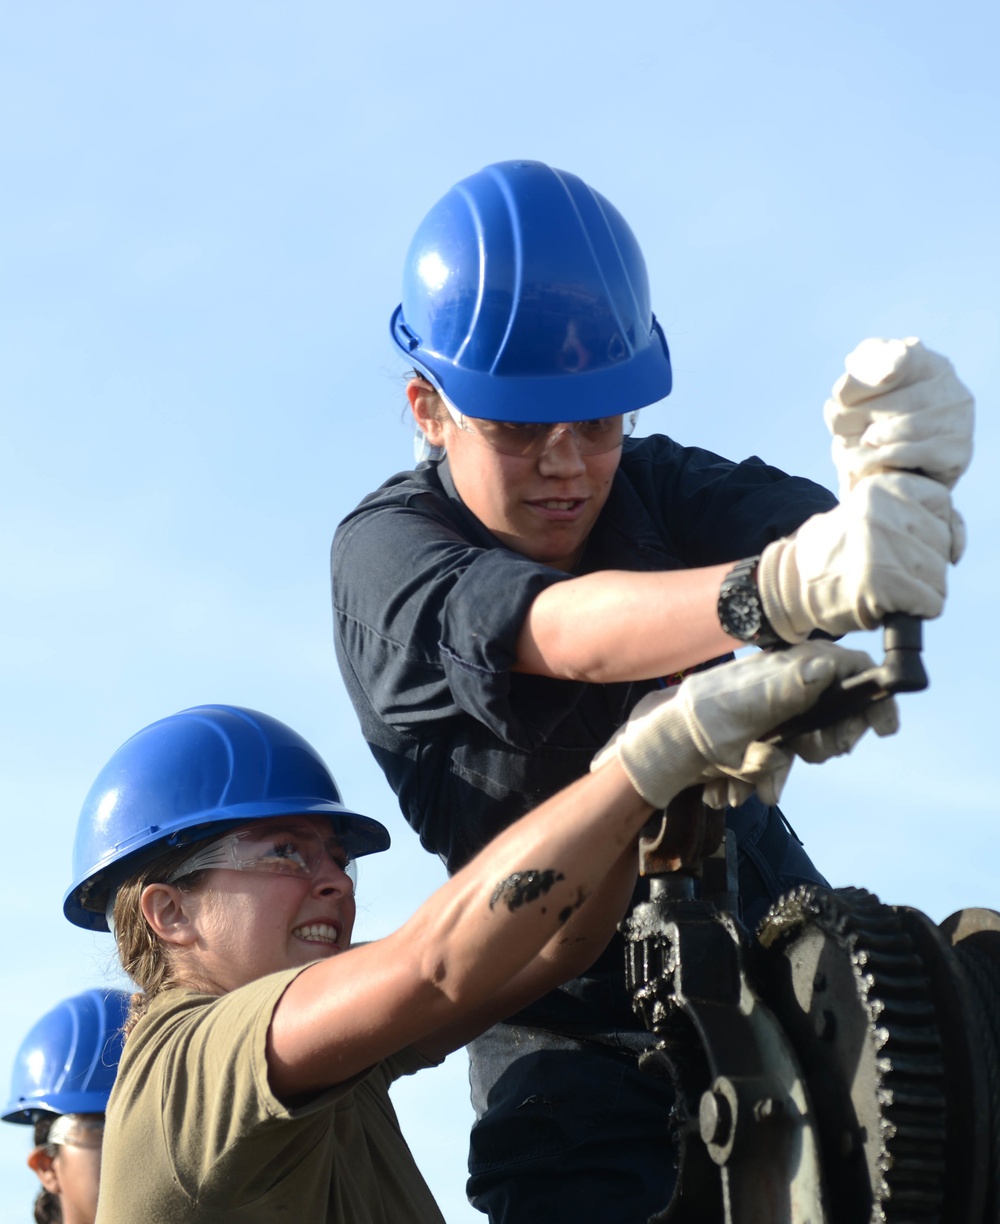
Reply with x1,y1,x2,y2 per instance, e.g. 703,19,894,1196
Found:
63,802,391,933
392,306,672,423
2,1092,109,1125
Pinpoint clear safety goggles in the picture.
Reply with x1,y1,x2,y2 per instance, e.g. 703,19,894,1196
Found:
166,823,357,888
47,1114,105,1150
441,395,638,459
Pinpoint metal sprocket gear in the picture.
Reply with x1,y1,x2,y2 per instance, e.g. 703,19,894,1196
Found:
756,886,956,1223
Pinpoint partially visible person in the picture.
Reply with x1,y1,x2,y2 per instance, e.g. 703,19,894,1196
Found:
62,653,891,1222
3,990,129,1224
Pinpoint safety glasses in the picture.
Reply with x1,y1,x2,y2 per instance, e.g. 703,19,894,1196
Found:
166,823,357,887
441,396,638,458
47,1114,105,1150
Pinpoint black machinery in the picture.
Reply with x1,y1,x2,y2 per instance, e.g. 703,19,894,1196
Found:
625,617,1000,1222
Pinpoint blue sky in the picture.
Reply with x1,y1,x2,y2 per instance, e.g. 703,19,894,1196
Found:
1,2,997,1218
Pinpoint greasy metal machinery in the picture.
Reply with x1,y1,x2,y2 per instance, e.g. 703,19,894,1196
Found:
624,618,1000,1222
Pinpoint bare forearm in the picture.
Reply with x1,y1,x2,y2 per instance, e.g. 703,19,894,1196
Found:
402,761,651,1007
269,760,656,1092
514,840,638,992
514,565,735,682
417,840,639,1060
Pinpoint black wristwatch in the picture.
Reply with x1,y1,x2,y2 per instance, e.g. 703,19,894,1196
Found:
717,556,784,649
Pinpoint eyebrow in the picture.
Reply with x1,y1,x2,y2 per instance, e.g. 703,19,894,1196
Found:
248,824,347,851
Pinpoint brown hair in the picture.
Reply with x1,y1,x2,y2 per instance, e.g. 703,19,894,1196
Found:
110,845,208,1039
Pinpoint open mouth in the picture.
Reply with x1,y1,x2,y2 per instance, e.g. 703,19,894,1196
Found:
292,922,340,947
527,498,586,516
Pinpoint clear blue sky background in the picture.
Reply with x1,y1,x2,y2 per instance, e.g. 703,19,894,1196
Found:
1,2,997,1219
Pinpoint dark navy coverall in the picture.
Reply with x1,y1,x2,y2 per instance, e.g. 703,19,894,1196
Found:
332,433,836,1223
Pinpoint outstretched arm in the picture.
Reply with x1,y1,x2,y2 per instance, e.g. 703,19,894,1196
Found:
266,642,897,1098
268,757,651,1095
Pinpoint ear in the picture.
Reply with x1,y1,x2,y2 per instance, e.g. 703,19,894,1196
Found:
27,1146,60,1194
407,379,449,449
140,882,200,948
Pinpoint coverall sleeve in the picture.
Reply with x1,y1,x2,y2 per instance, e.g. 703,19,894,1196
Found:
333,491,574,743
619,435,837,566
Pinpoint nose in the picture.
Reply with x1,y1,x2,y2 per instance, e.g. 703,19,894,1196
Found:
313,853,355,898
537,425,586,477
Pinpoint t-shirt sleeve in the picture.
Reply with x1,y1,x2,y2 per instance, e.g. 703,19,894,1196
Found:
333,491,572,740
370,1045,443,1092
136,968,357,1208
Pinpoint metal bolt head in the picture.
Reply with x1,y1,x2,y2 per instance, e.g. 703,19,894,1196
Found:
699,1089,733,1147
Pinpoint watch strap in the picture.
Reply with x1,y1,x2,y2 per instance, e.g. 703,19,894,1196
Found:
718,556,785,650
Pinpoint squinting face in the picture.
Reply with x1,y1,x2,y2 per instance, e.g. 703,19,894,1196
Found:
183,816,357,994
440,417,621,572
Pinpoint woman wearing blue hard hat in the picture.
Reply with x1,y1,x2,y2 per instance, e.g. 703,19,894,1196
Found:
62,674,893,1221
3,989,129,1224
331,160,969,1219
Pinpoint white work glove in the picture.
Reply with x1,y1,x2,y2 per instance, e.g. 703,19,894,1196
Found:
757,471,963,644
591,642,898,811
825,337,974,496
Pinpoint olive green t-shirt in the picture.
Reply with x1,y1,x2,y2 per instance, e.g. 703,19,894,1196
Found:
95,967,446,1223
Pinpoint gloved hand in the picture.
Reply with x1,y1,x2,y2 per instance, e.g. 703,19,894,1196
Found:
825,337,974,496
757,471,964,644
591,641,898,810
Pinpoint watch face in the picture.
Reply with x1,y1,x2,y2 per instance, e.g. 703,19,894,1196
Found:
723,587,762,640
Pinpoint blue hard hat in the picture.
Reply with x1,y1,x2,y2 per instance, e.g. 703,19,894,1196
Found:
64,705,391,932
3,990,130,1124
390,160,672,423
